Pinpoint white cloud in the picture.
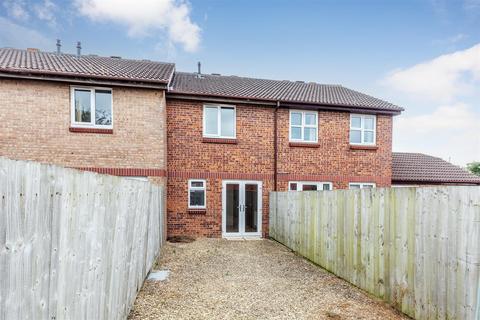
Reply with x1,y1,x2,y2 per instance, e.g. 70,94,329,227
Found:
385,44,480,166
394,103,480,166
2,0,30,20
385,43,480,102
0,17,50,49
34,0,57,26
75,0,201,52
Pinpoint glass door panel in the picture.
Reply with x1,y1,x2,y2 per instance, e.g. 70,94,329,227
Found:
244,184,258,233
225,183,240,233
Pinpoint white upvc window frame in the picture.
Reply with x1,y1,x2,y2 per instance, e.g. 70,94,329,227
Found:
349,182,376,189
70,86,113,129
203,104,236,139
188,179,207,209
349,114,376,146
288,181,333,191
289,110,318,143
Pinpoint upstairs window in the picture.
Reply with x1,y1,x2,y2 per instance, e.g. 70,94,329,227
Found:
289,182,332,191
349,183,376,189
203,104,236,138
71,87,112,128
188,179,206,209
290,110,318,143
350,114,376,145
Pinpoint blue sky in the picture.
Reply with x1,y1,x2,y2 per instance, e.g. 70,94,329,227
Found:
1,0,479,166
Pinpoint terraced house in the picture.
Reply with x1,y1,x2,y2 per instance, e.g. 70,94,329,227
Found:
0,47,404,238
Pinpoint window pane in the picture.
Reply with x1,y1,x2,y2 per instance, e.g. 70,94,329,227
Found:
291,127,302,139
363,184,374,189
189,190,205,206
291,112,302,126
304,127,316,141
220,107,235,137
364,117,374,130
95,90,112,125
350,130,361,143
191,181,204,188
351,116,361,128
289,183,297,191
305,113,316,125
350,184,361,189
302,184,318,191
322,184,331,191
364,131,374,143
74,89,91,123
204,107,218,135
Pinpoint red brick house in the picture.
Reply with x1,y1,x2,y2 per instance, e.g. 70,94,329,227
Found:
0,47,404,238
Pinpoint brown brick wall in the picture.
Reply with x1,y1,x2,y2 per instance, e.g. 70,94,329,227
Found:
166,99,393,238
0,79,167,181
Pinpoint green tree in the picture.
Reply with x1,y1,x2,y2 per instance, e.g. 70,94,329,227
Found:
467,162,480,176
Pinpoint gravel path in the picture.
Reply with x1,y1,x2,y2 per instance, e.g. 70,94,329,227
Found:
129,239,408,320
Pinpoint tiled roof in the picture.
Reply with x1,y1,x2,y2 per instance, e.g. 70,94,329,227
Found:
0,48,175,85
169,72,403,113
392,152,480,184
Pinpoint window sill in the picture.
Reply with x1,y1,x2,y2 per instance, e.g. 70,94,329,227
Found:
202,138,237,144
188,209,207,214
69,127,113,134
289,142,320,148
349,145,378,151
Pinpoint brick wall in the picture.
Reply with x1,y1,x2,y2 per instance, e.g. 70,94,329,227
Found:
166,99,393,238
0,79,167,182
167,99,274,237
277,109,393,189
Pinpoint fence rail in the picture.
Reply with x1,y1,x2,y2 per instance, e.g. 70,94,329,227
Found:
0,158,165,320
269,187,480,320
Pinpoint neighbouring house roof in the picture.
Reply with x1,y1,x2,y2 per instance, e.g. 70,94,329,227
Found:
168,72,404,114
392,152,480,185
0,48,175,87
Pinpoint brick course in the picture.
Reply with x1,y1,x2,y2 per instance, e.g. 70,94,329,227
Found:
166,99,393,237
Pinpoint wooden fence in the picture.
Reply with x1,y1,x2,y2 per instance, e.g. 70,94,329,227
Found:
0,158,165,320
269,187,480,320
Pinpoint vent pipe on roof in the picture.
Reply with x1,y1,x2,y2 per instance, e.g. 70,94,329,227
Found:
56,39,61,54
76,41,81,57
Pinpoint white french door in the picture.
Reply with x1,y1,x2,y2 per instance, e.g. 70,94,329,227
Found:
222,180,262,238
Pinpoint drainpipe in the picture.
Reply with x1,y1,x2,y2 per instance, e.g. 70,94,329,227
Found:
274,101,280,191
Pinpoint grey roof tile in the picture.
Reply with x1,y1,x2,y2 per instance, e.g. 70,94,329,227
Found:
169,72,403,112
0,48,175,84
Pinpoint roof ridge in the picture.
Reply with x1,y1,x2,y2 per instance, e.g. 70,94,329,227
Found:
0,47,175,66
173,71,343,87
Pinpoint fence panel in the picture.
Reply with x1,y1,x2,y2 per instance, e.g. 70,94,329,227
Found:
269,186,480,320
0,158,165,320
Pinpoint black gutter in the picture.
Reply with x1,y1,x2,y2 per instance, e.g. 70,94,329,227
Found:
0,72,169,90
166,92,403,115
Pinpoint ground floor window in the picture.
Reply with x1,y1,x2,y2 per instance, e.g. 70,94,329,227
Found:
289,181,333,191
349,182,376,189
188,179,206,209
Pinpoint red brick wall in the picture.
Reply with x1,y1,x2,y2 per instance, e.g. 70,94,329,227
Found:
166,99,393,238
0,79,167,183
167,99,274,237
277,109,393,189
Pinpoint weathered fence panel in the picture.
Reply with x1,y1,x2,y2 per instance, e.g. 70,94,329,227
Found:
0,158,165,320
270,187,480,320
